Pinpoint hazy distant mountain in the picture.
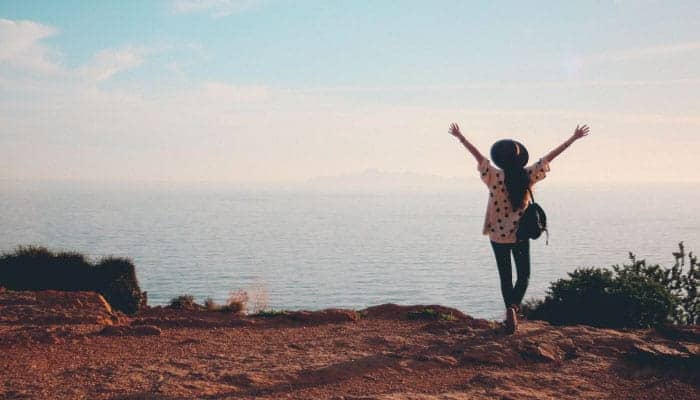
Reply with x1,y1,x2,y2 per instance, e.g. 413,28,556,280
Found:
302,169,470,191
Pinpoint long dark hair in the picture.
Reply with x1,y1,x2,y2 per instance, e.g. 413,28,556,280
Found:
491,139,530,210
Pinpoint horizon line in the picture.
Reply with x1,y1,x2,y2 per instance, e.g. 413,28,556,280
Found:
2,174,699,187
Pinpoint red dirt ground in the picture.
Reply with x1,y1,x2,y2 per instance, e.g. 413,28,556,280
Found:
1,289,698,399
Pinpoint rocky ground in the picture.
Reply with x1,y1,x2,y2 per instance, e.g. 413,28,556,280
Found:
1,288,698,400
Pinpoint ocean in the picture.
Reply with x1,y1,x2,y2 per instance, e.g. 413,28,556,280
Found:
1,182,698,319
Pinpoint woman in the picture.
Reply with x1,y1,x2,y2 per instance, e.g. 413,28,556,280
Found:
448,123,590,333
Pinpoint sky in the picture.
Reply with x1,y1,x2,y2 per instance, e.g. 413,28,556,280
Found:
1,0,699,184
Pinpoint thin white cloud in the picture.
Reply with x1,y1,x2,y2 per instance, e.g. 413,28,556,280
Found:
171,0,261,17
79,46,150,82
0,18,154,83
0,18,61,73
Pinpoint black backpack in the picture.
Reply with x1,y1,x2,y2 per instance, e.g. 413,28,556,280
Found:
516,188,548,244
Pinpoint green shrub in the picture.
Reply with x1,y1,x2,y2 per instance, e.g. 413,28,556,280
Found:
407,308,456,321
0,246,145,314
169,294,197,310
525,243,698,328
97,256,145,315
613,242,698,325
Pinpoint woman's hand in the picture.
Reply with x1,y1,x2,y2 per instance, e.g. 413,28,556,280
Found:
449,123,486,163
572,124,590,141
449,123,464,139
544,124,590,162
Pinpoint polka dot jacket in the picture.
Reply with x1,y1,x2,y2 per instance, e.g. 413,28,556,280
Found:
478,157,551,243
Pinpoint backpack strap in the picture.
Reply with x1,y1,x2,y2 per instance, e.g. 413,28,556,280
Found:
527,187,535,204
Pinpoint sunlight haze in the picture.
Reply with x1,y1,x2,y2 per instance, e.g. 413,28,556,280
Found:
1,1,699,184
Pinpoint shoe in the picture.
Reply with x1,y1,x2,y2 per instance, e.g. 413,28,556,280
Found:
505,306,518,334
511,303,522,318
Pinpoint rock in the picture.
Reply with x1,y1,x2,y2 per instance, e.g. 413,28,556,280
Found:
519,342,563,363
460,343,508,365
0,290,116,326
632,343,686,358
628,342,698,370
414,354,459,367
220,372,270,387
555,337,579,359
133,325,162,336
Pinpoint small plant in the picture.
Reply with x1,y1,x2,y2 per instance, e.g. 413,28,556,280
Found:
170,291,249,314
221,290,247,314
440,313,457,321
204,297,220,311
407,308,456,321
169,294,196,310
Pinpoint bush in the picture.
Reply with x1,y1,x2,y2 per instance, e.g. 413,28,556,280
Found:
169,294,197,310
165,288,259,315
253,309,289,318
407,308,457,321
202,296,245,313
0,246,145,314
525,243,698,328
614,242,698,325
204,297,218,311
224,290,247,314
97,256,146,315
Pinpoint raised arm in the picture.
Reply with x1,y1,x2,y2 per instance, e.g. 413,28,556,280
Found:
449,123,485,164
543,124,590,163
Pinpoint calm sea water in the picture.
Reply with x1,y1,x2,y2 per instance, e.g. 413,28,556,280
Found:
1,182,698,319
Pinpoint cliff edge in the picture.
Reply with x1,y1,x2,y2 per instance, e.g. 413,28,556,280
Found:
1,289,698,399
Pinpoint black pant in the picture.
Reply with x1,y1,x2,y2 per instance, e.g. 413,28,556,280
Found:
490,240,531,308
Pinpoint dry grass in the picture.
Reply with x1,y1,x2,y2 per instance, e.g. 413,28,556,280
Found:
246,281,269,314
169,294,197,310
204,297,218,311
172,281,269,315
225,290,248,314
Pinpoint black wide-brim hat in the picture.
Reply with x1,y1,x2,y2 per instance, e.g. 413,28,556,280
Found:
490,139,529,169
